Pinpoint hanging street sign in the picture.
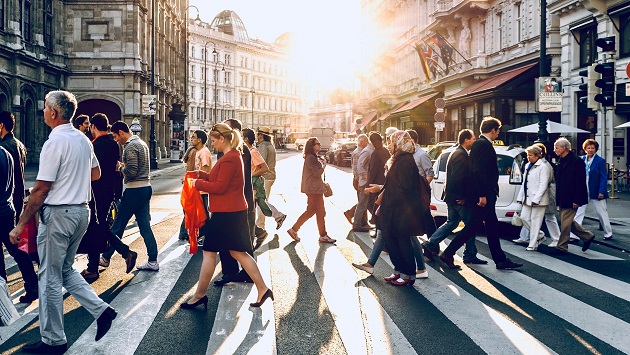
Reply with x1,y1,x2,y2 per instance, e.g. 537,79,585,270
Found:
434,98,446,108
434,121,445,131
434,112,445,122
142,95,157,116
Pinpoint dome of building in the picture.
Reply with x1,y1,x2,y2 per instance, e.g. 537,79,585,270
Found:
210,10,250,44
274,32,294,48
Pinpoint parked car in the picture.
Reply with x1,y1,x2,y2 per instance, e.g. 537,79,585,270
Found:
429,142,526,225
327,142,357,166
427,141,457,163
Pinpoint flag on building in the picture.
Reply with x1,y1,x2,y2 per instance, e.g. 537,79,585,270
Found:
430,34,455,74
415,43,439,82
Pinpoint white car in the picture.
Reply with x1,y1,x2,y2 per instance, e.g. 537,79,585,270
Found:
429,142,526,224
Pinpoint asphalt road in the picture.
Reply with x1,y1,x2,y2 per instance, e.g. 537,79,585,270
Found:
2,150,630,354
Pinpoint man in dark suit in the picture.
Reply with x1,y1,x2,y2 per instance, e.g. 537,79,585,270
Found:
439,117,522,270
424,129,485,266
553,137,594,254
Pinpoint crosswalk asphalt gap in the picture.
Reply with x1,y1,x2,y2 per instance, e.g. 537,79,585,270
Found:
2,155,630,354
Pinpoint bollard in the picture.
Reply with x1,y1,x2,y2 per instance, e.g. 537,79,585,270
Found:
610,164,619,199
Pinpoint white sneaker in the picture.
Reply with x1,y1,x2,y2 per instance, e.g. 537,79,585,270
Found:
416,270,429,279
512,239,528,245
548,240,558,248
136,261,159,271
352,262,374,274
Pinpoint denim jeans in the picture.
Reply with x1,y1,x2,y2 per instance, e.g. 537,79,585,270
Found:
102,186,158,261
367,229,425,271
427,203,478,261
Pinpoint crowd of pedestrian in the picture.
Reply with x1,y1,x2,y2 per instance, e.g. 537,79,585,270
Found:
0,86,616,353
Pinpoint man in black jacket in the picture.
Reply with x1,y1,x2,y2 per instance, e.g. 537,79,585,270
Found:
553,137,594,254
424,129,485,265
0,111,27,222
439,117,522,270
82,114,137,280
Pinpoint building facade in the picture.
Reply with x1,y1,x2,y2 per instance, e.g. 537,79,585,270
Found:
187,10,309,142
359,0,630,166
0,0,186,163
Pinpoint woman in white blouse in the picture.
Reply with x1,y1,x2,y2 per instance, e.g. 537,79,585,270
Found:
516,145,553,251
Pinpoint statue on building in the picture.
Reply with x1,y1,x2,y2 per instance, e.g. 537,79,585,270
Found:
459,19,471,59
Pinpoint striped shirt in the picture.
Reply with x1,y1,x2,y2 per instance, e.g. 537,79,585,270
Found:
121,135,151,188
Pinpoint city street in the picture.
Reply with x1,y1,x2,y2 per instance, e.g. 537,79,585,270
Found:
2,151,630,354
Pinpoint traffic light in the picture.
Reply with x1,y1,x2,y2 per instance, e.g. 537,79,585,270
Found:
596,36,616,52
578,64,599,110
594,61,615,107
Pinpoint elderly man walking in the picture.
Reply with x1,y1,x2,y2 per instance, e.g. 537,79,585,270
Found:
552,137,594,254
9,90,116,354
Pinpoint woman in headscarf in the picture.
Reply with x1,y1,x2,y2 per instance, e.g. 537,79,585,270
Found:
365,130,429,286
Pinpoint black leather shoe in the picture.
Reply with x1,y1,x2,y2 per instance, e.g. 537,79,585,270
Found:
253,230,269,251
582,235,595,252
213,274,236,287
463,257,488,265
19,292,39,303
95,307,117,341
422,242,438,261
125,251,138,274
234,270,253,283
438,253,461,269
23,340,67,354
495,259,523,270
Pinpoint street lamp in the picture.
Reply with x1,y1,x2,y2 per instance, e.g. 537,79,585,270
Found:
184,5,201,151
250,87,255,129
213,60,225,124
203,41,217,126
149,0,158,169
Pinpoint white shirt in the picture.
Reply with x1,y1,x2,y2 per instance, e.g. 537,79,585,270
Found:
413,145,434,178
37,123,98,205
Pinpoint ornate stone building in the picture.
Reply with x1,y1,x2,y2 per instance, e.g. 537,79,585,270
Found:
359,0,630,165
187,10,309,141
0,0,186,162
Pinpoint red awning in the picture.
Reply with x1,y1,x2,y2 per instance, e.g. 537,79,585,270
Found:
360,111,378,129
377,102,409,122
450,64,536,99
393,93,440,114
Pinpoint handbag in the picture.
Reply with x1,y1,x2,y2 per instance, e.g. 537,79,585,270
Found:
511,212,523,227
323,172,333,197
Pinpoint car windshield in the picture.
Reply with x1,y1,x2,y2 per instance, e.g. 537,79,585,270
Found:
437,150,525,177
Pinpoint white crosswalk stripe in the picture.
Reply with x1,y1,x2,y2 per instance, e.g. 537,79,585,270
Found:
1,209,629,354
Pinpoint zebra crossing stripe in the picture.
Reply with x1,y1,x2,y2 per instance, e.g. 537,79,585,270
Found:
206,242,276,354
65,235,193,354
353,232,553,354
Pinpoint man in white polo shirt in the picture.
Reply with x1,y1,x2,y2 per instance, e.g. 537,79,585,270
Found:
9,90,116,354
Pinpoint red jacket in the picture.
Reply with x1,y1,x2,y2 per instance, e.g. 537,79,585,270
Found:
194,149,247,212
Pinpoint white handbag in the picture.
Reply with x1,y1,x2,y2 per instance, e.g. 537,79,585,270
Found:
511,212,523,227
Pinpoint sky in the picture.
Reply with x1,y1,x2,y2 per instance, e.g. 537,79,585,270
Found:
189,0,364,94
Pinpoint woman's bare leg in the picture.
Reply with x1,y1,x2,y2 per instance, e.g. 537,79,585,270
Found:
230,250,269,301
191,251,218,302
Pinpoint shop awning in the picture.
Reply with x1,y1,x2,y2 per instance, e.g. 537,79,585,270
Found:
377,102,409,122
450,64,536,100
360,111,378,129
392,93,440,114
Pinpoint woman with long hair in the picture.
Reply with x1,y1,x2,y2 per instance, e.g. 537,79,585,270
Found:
365,130,429,286
287,137,336,244
181,123,273,309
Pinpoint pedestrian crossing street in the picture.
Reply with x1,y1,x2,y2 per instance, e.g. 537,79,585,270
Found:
1,204,630,354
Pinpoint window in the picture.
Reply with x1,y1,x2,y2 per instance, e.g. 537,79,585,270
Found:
191,65,196,79
579,26,597,67
621,13,630,57
23,0,31,42
496,12,504,50
224,71,231,84
213,69,219,83
44,0,52,49
190,86,195,99
191,46,195,58
515,2,524,42
0,0,4,31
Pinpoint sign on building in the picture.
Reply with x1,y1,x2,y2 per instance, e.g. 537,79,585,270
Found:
142,95,157,116
536,77,563,112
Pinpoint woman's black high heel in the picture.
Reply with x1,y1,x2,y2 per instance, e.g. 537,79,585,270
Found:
180,295,208,310
250,289,274,307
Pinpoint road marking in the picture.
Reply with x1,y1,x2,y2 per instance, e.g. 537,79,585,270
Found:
65,234,193,354
353,233,554,355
